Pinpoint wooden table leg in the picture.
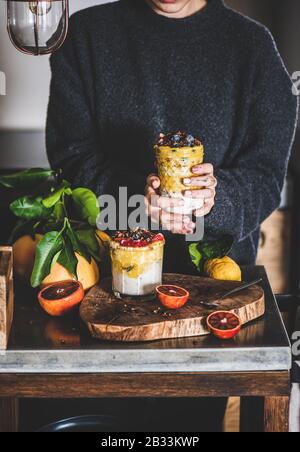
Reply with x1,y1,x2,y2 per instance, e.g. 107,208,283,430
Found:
0,398,19,432
264,396,290,433
241,396,290,433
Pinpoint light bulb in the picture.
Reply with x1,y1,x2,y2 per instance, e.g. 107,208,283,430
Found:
28,1,52,16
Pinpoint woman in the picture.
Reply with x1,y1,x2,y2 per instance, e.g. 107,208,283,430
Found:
47,0,298,430
47,0,298,270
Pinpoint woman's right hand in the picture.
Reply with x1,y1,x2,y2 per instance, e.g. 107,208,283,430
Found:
145,174,195,235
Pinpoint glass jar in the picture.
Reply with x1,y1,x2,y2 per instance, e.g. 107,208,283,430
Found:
155,143,204,214
110,237,165,300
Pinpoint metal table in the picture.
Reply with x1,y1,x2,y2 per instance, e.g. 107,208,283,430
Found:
0,267,292,432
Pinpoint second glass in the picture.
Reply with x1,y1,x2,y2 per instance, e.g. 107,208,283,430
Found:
155,132,205,214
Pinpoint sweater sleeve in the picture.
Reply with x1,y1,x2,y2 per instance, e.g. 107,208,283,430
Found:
205,28,298,242
46,14,144,200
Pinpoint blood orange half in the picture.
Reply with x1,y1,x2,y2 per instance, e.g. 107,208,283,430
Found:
38,280,84,317
156,285,190,310
207,311,241,340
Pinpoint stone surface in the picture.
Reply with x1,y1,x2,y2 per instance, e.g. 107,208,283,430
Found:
0,267,291,374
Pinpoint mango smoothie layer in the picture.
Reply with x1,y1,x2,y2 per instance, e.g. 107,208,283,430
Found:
154,131,204,197
110,229,165,297
110,239,164,279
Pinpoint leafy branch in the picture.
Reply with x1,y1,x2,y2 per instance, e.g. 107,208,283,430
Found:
1,168,103,287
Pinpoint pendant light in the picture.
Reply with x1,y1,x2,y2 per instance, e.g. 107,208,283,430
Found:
6,0,69,56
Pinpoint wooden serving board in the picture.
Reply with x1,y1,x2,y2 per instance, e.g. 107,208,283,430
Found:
80,274,265,342
0,247,14,350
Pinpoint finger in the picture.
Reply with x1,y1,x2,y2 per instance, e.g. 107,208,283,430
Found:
161,211,193,225
174,226,196,235
149,201,162,212
146,174,160,190
147,203,161,223
194,199,215,217
164,222,196,235
145,193,161,219
161,212,195,232
184,176,217,188
158,196,185,209
184,188,216,199
145,182,157,197
146,193,187,216
191,163,214,175
145,192,161,213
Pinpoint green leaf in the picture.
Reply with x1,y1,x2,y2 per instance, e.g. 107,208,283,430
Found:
189,236,234,273
57,237,78,279
200,235,234,260
53,201,66,220
189,242,203,272
31,231,64,287
0,168,54,190
66,222,91,263
71,188,100,226
42,181,71,209
10,196,52,220
76,228,101,262
51,250,61,271
43,202,66,233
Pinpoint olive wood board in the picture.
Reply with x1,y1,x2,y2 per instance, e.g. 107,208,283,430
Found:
80,274,265,342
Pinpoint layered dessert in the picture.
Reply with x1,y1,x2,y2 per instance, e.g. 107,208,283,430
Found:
110,229,165,299
154,131,205,213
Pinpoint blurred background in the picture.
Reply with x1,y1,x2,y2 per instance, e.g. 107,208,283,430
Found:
0,0,299,165
0,0,300,294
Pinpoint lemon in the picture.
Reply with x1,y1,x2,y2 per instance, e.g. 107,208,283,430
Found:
13,234,43,280
95,230,111,260
95,230,111,243
204,256,242,282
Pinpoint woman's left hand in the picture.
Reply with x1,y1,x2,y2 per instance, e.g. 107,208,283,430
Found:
183,163,217,217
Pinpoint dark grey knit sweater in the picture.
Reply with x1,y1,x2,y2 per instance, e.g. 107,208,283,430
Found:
46,0,298,270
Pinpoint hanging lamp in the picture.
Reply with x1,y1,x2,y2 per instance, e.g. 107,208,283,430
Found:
6,0,69,55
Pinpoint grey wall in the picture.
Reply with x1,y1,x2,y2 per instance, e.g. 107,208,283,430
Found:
0,0,299,168
0,0,112,131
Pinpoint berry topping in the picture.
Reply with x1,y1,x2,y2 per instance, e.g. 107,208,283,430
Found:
113,229,164,247
152,233,165,243
156,131,202,148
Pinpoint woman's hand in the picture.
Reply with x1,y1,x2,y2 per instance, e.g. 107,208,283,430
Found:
145,164,217,234
145,175,195,235
184,163,217,217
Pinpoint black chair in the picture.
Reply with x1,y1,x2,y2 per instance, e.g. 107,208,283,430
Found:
276,295,300,383
292,362,300,384
276,295,300,337
36,415,123,433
